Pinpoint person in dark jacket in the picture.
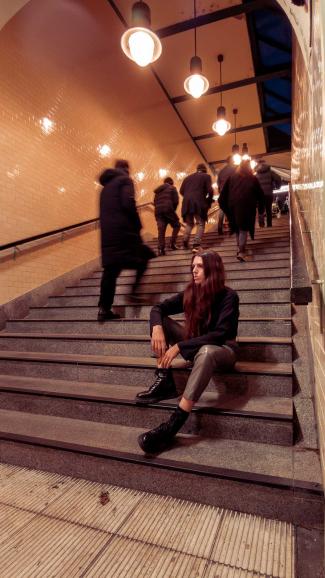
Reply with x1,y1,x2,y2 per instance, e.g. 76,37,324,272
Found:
154,177,180,256
136,250,239,454
255,159,281,227
180,163,214,251
217,156,236,234
97,159,152,322
219,160,265,262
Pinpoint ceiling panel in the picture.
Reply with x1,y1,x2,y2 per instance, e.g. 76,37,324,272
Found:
199,127,266,163
175,84,261,136
114,0,241,30
152,15,254,97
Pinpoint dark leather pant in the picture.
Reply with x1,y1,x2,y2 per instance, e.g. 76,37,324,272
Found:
162,317,236,402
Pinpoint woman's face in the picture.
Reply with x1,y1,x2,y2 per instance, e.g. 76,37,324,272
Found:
192,256,205,285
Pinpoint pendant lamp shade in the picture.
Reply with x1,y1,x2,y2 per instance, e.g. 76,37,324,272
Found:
242,142,250,160
211,55,231,136
212,105,231,136
231,108,241,164
184,56,209,99
121,2,162,67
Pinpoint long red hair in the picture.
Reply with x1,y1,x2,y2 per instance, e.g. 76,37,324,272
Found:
183,250,225,338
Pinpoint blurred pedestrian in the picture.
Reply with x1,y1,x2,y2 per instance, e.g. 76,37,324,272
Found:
97,159,152,322
217,156,236,234
180,163,214,252
219,160,265,262
154,177,180,256
255,159,281,227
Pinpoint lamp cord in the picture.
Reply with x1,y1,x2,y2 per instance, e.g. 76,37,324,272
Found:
234,112,237,145
194,0,197,56
219,59,223,107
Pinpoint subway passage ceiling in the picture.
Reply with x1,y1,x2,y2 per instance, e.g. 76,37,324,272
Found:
108,0,292,171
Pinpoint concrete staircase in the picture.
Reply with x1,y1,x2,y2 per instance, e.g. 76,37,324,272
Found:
0,220,322,533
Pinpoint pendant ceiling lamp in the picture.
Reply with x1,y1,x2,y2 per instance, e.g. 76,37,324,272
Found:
121,1,162,67
184,0,209,99
212,54,231,136
242,142,250,160
231,108,241,165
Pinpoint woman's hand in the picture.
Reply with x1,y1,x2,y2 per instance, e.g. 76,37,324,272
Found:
160,344,180,368
151,325,167,358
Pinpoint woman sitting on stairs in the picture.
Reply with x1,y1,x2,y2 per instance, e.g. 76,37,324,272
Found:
136,249,239,454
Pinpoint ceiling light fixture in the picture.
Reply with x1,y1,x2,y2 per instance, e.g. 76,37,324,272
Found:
184,0,209,99
242,142,250,161
121,1,162,67
212,55,231,136
231,108,241,165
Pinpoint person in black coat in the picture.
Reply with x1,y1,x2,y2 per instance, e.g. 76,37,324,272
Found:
219,160,265,262
97,159,152,321
180,163,214,251
217,156,236,234
255,159,281,227
135,250,239,454
154,177,180,256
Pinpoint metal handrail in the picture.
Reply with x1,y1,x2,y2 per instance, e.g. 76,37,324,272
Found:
0,201,155,255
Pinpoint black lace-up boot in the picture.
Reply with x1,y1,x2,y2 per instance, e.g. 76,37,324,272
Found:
138,406,190,454
135,368,177,404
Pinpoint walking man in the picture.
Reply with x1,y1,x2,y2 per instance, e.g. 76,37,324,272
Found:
97,159,151,322
255,159,281,227
217,156,236,234
180,163,214,252
154,177,180,256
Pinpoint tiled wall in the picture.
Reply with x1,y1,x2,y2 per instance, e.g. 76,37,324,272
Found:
0,0,204,304
291,0,325,479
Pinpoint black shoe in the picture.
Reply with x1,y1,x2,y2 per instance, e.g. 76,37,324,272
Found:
169,243,179,251
135,369,177,404
158,248,165,256
138,406,189,454
97,308,121,322
183,240,189,250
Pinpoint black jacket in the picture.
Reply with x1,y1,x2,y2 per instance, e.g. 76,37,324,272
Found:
256,162,281,197
180,171,214,221
218,164,236,192
99,168,143,267
150,287,239,361
219,172,265,239
154,183,179,217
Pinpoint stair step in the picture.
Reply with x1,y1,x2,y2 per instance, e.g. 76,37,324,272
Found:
0,333,292,363
97,252,290,267
0,375,293,446
91,268,291,283
0,351,292,398
90,261,291,278
6,317,292,337
42,288,291,307
0,409,322,526
64,277,291,294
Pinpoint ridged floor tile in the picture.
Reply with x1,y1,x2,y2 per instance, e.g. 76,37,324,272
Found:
0,467,73,512
0,503,36,545
84,535,208,578
0,515,108,578
117,494,222,558
211,511,294,577
43,478,144,533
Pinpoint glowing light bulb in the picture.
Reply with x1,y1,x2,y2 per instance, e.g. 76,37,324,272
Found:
128,30,155,67
233,153,241,166
187,75,204,98
40,117,55,134
184,73,209,99
250,159,257,170
159,168,167,179
97,144,111,158
212,118,231,136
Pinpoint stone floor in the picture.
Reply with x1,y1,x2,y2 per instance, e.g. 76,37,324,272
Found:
0,463,295,577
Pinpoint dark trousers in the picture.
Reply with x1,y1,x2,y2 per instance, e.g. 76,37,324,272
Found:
156,213,180,251
162,317,236,402
265,195,273,227
98,261,147,311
